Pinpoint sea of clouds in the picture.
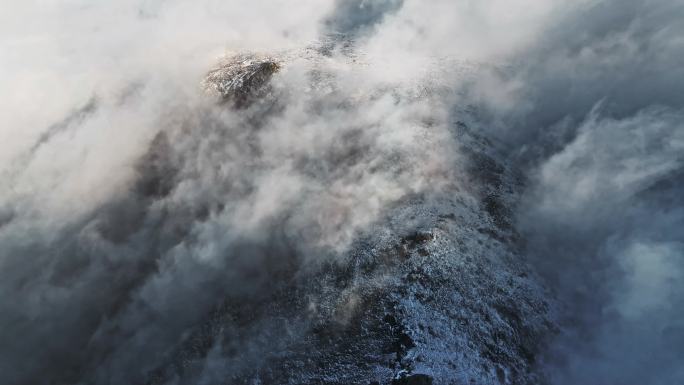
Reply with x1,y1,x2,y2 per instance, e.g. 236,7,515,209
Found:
1,1,682,384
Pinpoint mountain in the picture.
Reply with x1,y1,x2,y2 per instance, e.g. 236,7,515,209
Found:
136,50,557,385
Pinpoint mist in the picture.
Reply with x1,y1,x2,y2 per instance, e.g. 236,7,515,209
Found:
1,1,683,384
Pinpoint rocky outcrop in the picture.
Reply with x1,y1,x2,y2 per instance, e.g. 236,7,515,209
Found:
202,54,281,107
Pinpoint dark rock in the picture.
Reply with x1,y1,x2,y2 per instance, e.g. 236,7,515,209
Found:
202,54,280,107
392,374,433,385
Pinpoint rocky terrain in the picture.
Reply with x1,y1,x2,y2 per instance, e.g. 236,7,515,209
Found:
0,44,559,385
135,51,557,385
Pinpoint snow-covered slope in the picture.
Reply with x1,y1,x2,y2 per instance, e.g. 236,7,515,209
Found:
139,50,556,385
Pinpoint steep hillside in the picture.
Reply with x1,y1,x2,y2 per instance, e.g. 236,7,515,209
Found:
139,51,556,385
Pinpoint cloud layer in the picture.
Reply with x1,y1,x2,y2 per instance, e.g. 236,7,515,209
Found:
1,1,683,384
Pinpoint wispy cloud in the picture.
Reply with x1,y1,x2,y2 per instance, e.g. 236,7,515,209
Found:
1,1,682,384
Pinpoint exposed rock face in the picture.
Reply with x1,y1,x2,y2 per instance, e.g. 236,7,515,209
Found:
140,52,556,385
202,54,281,107
392,374,434,385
